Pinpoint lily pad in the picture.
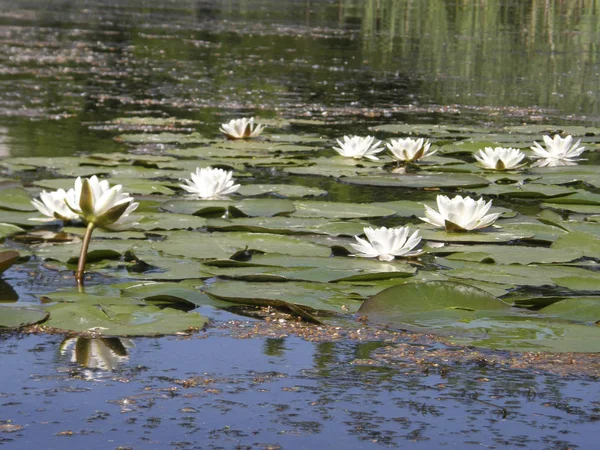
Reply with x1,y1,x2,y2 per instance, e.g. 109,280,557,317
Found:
343,173,489,189
237,184,326,198
206,217,367,236
0,223,25,239
291,201,396,219
116,132,210,145
43,302,209,336
358,281,600,352
0,306,49,328
152,231,331,259
161,198,296,218
0,187,37,211
204,280,369,315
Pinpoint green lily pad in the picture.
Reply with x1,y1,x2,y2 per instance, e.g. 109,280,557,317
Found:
133,212,207,231
110,117,200,126
204,280,368,315
419,225,534,243
43,302,209,336
472,183,575,199
551,231,600,258
440,258,598,288
343,173,489,189
161,198,296,218
0,223,25,239
237,184,326,198
153,231,331,259
433,244,583,265
552,274,600,291
358,281,600,352
290,201,396,219
120,282,233,308
116,132,210,145
206,216,366,236
0,187,37,211
539,297,600,322
0,306,49,328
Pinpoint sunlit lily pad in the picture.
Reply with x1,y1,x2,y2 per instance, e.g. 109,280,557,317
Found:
440,258,597,288
237,184,326,198
551,231,600,258
120,282,233,308
419,225,534,243
116,132,210,145
161,198,296,217
472,183,575,198
358,281,600,352
43,302,209,336
539,297,600,322
153,231,331,259
206,217,366,236
0,223,25,239
0,306,48,328
0,187,37,211
204,280,370,316
290,201,396,219
343,173,489,189
433,244,583,265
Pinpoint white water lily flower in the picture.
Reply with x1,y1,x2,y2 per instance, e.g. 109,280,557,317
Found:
386,137,436,163
30,188,80,223
420,195,500,232
333,135,385,161
349,226,423,262
474,147,527,170
180,167,240,200
530,134,585,163
65,176,139,230
220,117,265,139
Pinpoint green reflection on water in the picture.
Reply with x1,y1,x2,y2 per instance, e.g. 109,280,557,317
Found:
1,0,599,157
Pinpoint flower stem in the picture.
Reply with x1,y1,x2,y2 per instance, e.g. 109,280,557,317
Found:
76,222,95,286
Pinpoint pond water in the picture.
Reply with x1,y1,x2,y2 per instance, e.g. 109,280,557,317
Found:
1,0,600,448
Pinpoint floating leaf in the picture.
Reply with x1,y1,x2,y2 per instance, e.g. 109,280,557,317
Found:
237,184,326,198
0,306,48,328
204,280,370,316
291,201,396,219
0,187,37,211
343,173,489,189
43,302,208,336
358,281,600,352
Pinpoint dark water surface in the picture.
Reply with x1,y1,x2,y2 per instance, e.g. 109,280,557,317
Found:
1,1,600,448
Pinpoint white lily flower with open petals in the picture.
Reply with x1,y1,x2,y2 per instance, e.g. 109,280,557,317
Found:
474,147,527,170
180,167,240,200
420,195,500,232
65,176,139,230
30,188,80,223
333,135,385,161
387,137,435,163
530,134,585,163
220,117,265,139
350,226,423,262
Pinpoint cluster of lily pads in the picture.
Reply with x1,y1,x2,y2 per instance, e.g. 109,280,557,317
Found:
0,117,598,353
